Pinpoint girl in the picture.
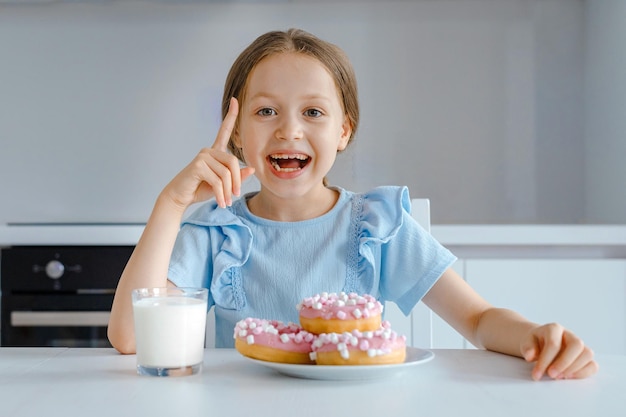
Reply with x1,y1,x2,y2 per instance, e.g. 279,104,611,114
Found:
108,28,598,381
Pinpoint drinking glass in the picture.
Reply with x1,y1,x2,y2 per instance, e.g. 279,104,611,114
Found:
132,287,208,376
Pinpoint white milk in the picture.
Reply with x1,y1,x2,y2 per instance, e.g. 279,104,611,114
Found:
133,296,207,368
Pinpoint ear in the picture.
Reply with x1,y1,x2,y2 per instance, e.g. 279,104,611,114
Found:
337,117,352,151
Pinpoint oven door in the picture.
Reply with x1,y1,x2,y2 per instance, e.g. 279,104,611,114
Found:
1,293,113,347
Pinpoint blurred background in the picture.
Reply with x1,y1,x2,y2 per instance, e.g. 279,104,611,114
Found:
1,0,624,225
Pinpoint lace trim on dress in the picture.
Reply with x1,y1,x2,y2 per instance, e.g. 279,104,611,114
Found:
351,186,409,297
230,267,245,310
345,193,364,294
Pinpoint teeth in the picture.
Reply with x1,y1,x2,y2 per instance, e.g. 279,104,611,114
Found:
269,153,310,172
270,160,301,172
270,153,308,160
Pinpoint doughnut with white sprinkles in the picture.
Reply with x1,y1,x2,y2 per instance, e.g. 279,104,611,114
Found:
311,320,407,365
297,292,384,334
233,318,316,365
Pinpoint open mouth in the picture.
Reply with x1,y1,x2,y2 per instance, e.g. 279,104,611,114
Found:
268,153,311,172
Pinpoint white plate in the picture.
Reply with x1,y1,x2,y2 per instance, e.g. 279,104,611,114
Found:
244,347,434,381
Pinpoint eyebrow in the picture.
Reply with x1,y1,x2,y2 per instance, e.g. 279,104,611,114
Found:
248,92,332,102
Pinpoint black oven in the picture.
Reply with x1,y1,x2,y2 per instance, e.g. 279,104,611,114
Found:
1,246,133,347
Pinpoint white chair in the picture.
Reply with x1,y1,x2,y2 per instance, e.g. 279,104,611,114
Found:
205,306,216,349
205,198,433,348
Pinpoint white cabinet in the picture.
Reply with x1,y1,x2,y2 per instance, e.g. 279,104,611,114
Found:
428,259,626,354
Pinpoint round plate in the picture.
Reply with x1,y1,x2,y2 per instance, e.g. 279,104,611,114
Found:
243,347,434,381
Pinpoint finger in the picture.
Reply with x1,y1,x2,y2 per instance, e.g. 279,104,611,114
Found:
230,164,254,199
567,358,599,380
202,163,254,207
188,149,236,208
203,158,234,208
558,346,596,379
237,166,256,196
203,150,250,207
545,331,586,379
520,337,539,362
213,154,255,201
530,324,564,381
212,97,239,152
183,154,228,208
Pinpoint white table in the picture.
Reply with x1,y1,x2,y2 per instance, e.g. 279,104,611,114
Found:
0,348,623,417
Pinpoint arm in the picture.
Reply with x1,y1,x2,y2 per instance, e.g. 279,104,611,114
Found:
422,268,598,380
107,98,255,354
106,196,185,354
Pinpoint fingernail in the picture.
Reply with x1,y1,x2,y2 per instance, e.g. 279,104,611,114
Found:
548,368,561,379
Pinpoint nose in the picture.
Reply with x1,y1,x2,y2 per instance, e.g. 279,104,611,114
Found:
275,112,303,141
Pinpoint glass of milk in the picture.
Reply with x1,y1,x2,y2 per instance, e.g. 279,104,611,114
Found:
132,287,208,377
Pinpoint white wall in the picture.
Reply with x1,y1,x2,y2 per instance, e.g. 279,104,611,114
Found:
584,0,626,224
0,0,617,225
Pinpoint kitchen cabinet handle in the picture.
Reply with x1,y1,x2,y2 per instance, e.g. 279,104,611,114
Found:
10,311,110,327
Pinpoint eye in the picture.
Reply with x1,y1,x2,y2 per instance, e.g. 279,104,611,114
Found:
256,107,276,117
304,108,323,118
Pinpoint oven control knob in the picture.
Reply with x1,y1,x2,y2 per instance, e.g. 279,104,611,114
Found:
45,260,65,279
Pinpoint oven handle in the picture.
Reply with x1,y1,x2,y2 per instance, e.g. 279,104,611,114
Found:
10,311,110,327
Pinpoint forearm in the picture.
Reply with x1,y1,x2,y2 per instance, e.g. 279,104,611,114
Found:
107,193,186,353
474,307,539,358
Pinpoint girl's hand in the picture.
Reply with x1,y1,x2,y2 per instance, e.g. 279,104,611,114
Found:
520,323,599,380
162,97,255,211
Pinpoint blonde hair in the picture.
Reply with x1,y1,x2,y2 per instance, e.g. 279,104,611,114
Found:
221,28,359,162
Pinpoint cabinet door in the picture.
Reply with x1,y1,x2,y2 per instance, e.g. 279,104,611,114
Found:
465,259,626,355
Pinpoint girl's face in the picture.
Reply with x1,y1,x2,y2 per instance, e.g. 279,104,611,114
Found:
235,52,351,201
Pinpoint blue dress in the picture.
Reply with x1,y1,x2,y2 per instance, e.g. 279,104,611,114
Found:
168,185,457,348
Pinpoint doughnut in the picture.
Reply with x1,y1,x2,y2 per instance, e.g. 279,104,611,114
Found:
234,318,316,365
311,321,407,365
297,292,383,334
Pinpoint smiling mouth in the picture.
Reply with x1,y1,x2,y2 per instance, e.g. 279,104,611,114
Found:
268,153,311,172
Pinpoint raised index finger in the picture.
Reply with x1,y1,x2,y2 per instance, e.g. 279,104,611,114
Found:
212,97,239,151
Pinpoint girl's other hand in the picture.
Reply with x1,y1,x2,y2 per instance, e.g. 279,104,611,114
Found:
162,97,255,211
520,323,599,380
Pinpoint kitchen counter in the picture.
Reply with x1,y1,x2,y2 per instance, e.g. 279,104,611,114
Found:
0,348,623,417
433,224,626,246
0,224,145,246
1,224,626,247
433,224,626,259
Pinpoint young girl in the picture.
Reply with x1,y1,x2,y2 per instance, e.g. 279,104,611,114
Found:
108,28,598,381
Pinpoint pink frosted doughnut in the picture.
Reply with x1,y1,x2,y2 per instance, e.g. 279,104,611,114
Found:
297,292,383,334
234,318,316,364
311,321,407,365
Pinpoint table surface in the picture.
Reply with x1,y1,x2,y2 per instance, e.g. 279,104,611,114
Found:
0,348,623,417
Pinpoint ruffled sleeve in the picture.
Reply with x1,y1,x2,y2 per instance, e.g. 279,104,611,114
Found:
351,186,456,315
168,200,252,311
358,186,411,242
347,186,408,294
